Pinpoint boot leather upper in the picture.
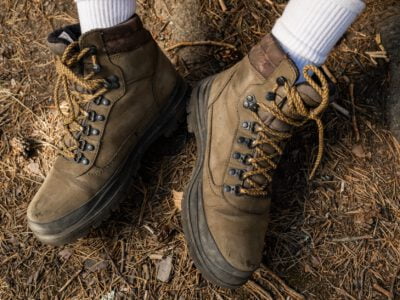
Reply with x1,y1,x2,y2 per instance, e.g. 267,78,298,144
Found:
28,16,179,226
201,35,327,272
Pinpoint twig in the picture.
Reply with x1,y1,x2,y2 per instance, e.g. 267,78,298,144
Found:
245,280,274,300
331,102,350,118
331,235,373,243
58,268,82,293
166,41,236,52
322,65,337,84
373,283,393,299
218,0,227,12
101,236,134,291
260,264,305,300
390,267,399,299
350,83,360,142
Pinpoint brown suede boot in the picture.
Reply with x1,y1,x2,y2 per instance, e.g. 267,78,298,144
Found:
27,15,188,246
182,35,330,288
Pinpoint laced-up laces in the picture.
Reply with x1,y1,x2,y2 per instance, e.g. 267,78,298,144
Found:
239,65,330,197
53,41,109,161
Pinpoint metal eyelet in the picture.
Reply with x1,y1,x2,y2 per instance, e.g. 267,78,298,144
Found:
91,128,100,136
233,152,241,160
88,111,105,122
94,96,111,106
237,154,252,165
237,136,253,148
96,114,105,121
265,92,276,101
74,153,90,165
101,98,110,106
223,185,240,195
92,64,101,73
104,75,120,89
242,121,254,131
82,125,92,136
86,143,95,151
276,76,286,86
228,168,245,179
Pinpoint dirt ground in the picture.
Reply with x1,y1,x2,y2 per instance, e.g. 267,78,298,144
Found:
1,0,400,299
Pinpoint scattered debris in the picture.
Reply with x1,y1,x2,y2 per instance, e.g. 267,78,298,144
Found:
58,248,73,261
100,290,116,300
172,190,183,211
84,259,109,273
157,256,173,283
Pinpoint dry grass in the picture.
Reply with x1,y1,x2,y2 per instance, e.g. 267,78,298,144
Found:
1,0,400,299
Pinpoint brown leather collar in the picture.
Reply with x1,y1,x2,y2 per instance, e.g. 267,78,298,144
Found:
102,14,152,55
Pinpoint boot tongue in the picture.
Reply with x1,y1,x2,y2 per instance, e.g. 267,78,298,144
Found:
296,83,323,107
47,24,81,56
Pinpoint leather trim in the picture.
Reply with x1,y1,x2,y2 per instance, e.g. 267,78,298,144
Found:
102,15,152,54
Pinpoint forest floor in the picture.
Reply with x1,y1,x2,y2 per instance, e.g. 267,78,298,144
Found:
1,0,400,299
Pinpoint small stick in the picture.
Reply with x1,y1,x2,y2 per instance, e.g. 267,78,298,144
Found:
331,102,350,118
350,83,360,142
218,0,227,12
322,65,337,84
120,240,125,274
245,280,274,300
166,41,236,52
331,235,373,243
373,283,393,299
260,264,305,300
58,268,82,293
390,267,399,300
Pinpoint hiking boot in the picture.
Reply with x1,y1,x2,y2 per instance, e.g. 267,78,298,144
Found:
182,35,330,288
27,15,188,246
380,12,400,142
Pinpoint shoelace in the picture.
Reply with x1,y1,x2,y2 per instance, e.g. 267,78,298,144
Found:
240,65,330,197
53,41,108,159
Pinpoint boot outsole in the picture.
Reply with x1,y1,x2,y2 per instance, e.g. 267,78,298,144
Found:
29,77,190,246
182,77,253,289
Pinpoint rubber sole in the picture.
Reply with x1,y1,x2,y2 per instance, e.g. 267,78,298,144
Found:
182,77,252,289
29,78,189,246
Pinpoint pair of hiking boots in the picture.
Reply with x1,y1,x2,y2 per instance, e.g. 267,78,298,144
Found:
27,15,331,288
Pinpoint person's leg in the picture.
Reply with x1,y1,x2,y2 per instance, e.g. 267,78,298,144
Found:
272,0,365,82
182,0,365,289
27,1,188,245
76,0,136,33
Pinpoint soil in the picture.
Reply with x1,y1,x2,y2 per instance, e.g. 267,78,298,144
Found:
1,0,400,299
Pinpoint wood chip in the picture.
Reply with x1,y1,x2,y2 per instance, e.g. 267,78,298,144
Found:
172,190,183,211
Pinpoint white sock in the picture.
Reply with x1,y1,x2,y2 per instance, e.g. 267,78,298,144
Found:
272,0,365,82
76,0,136,34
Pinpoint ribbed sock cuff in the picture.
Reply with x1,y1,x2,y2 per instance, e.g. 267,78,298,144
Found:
76,0,136,34
272,0,365,66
